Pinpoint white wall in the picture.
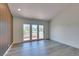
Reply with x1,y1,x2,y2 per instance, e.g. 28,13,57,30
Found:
50,5,79,49
13,16,49,44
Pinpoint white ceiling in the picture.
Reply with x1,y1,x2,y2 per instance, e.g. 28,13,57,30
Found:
8,3,71,20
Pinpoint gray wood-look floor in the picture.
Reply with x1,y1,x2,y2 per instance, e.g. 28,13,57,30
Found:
6,40,79,56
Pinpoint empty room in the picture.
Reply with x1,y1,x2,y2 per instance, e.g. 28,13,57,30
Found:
1,3,79,56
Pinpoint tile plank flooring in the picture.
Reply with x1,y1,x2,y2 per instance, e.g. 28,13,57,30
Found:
6,40,79,56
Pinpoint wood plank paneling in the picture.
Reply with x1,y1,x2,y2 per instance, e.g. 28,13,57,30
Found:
0,3,13,56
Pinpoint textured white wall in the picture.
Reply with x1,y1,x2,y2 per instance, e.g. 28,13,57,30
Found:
13,16,49,44
50,5,79,49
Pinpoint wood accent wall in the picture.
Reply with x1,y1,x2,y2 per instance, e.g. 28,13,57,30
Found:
0,3,13,56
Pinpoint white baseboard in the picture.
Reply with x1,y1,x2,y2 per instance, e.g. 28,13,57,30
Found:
3,43,13,56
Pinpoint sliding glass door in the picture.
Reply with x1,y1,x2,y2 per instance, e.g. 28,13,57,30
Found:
32,25,37,40
23,24,30,41
23,24,44,41
39,25,44,39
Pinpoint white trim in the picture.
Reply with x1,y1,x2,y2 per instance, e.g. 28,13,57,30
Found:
3,43,13,56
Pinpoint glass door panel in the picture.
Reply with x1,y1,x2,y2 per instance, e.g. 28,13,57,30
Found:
23,24,30,41
32,25,37,40
39,25,44,39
